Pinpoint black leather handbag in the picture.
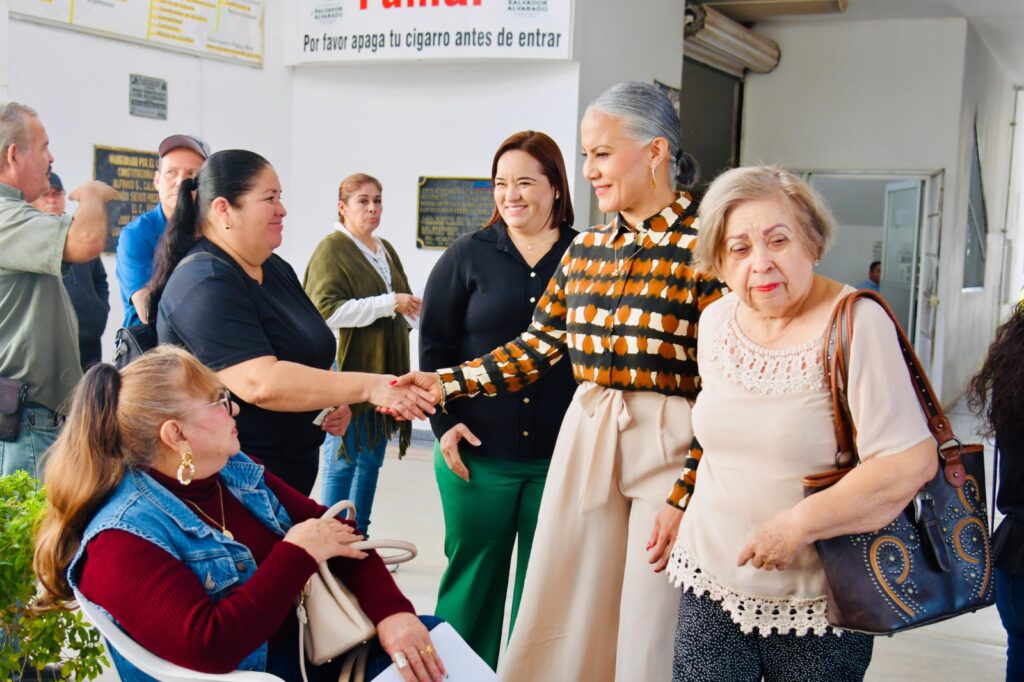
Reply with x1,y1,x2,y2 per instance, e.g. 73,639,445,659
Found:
0,376,28,442
112,323,159,369
803,290,994,634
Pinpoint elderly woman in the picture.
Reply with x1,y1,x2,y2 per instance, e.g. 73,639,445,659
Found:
33,346,444,682
304,173,419,535
394,81,726,681
419,130,577,669
146,150,434,496
663,166,936,681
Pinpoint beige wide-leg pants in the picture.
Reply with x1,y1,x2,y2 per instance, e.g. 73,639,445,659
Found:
499,383,693,682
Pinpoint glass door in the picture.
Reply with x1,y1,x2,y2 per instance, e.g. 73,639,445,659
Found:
880,181,923,335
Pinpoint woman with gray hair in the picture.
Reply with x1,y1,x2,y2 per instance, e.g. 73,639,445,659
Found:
663,166,936,680
393,81,726,680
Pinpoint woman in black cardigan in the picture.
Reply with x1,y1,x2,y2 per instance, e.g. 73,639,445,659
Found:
418,130,577,669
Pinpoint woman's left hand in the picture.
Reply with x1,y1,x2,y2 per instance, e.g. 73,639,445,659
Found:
321,405,352,436
737,507,808,571
376,613,446,682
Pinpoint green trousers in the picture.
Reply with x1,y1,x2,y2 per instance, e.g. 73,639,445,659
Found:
432,443,549,670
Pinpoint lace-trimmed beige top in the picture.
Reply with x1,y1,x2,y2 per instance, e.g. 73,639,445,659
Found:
667,288,932,635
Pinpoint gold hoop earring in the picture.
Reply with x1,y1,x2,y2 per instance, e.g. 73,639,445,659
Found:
651,166,657,189
177,451,195,486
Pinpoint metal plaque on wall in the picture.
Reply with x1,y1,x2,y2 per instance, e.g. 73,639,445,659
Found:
93,145,160,253
129,74,168,120
416,177,493,250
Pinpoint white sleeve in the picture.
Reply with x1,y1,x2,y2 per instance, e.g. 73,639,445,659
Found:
325,292,396,329
846,299,934,460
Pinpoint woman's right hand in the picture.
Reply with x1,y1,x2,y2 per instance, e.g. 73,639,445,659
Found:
389,371,444,407
647,504,684,573
283,518,367,564
439,423,480,482
367,374,437,421
378,368,442,421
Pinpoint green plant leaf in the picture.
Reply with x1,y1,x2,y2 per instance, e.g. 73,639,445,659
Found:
0,473,109,680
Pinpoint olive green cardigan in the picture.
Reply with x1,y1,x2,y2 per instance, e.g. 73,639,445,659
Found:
303,230,412,456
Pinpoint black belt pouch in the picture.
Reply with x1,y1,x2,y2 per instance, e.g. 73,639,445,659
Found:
0,377,28,442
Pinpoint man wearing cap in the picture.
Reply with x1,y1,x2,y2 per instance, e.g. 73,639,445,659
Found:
32,171,110,370
115,133,208,327
0,102,118,478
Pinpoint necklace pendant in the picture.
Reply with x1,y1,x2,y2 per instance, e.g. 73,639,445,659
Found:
526,244,534,250
223,528,234,541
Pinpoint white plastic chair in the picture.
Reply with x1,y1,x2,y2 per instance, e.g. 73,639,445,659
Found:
73,590,283,681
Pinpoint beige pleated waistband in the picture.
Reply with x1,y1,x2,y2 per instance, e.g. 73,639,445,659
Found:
570,382,693,514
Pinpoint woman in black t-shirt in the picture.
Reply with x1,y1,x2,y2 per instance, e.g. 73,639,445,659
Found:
148,150,435,495
968,302,1024,681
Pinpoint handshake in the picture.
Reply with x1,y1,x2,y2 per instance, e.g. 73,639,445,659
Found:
370,371,445,422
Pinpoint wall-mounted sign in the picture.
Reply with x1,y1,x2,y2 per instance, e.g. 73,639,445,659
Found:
129,74,168,120
11,0,265,67
292,0,572,63
416,177,493,249
93,145,160,254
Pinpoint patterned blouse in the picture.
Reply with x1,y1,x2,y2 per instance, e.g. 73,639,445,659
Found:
438,195,727,408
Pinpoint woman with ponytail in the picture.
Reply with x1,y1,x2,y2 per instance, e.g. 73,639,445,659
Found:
392,81,727,681
146,150,435,496
34,346,445,682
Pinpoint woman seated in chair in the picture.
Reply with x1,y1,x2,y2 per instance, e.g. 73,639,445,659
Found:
33,345,445,682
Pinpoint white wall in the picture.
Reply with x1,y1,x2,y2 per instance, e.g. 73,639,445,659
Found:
283,60,580,383
817,223,882,288
744,18,965,172
1009,89,1024,307
941,24,1017,401
743,17,1017,404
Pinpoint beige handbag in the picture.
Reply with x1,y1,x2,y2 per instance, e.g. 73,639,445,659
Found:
296,500,417,682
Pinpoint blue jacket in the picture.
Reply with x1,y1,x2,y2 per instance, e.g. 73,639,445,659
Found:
115,205,166,327
68,453,294,680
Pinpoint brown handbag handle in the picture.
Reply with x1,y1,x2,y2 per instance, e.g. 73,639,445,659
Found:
821,290,968,485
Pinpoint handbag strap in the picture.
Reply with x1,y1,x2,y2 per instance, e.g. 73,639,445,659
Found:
321,500,418,564
992,439,1001,536
821,290,968,484
296,502,419,682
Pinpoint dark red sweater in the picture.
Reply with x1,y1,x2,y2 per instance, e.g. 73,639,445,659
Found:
77,467,414,673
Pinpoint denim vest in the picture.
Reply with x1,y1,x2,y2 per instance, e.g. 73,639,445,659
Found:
67,453,294,681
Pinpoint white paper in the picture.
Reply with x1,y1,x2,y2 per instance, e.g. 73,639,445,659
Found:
312,407,335,426
370,622,497,682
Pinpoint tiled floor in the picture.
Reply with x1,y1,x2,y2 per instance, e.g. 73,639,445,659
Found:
94,398,1007,680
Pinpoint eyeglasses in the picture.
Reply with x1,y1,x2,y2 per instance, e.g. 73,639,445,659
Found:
180,388,233,418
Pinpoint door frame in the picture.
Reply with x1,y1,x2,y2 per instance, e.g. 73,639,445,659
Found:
794,169,945,372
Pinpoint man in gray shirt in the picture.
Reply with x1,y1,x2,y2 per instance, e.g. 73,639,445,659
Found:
0,102,117,478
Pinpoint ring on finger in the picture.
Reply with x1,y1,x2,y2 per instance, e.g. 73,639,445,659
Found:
419,645,434,656
393,651,409,669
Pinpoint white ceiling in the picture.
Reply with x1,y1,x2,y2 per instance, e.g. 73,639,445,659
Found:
757,0,1024,83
